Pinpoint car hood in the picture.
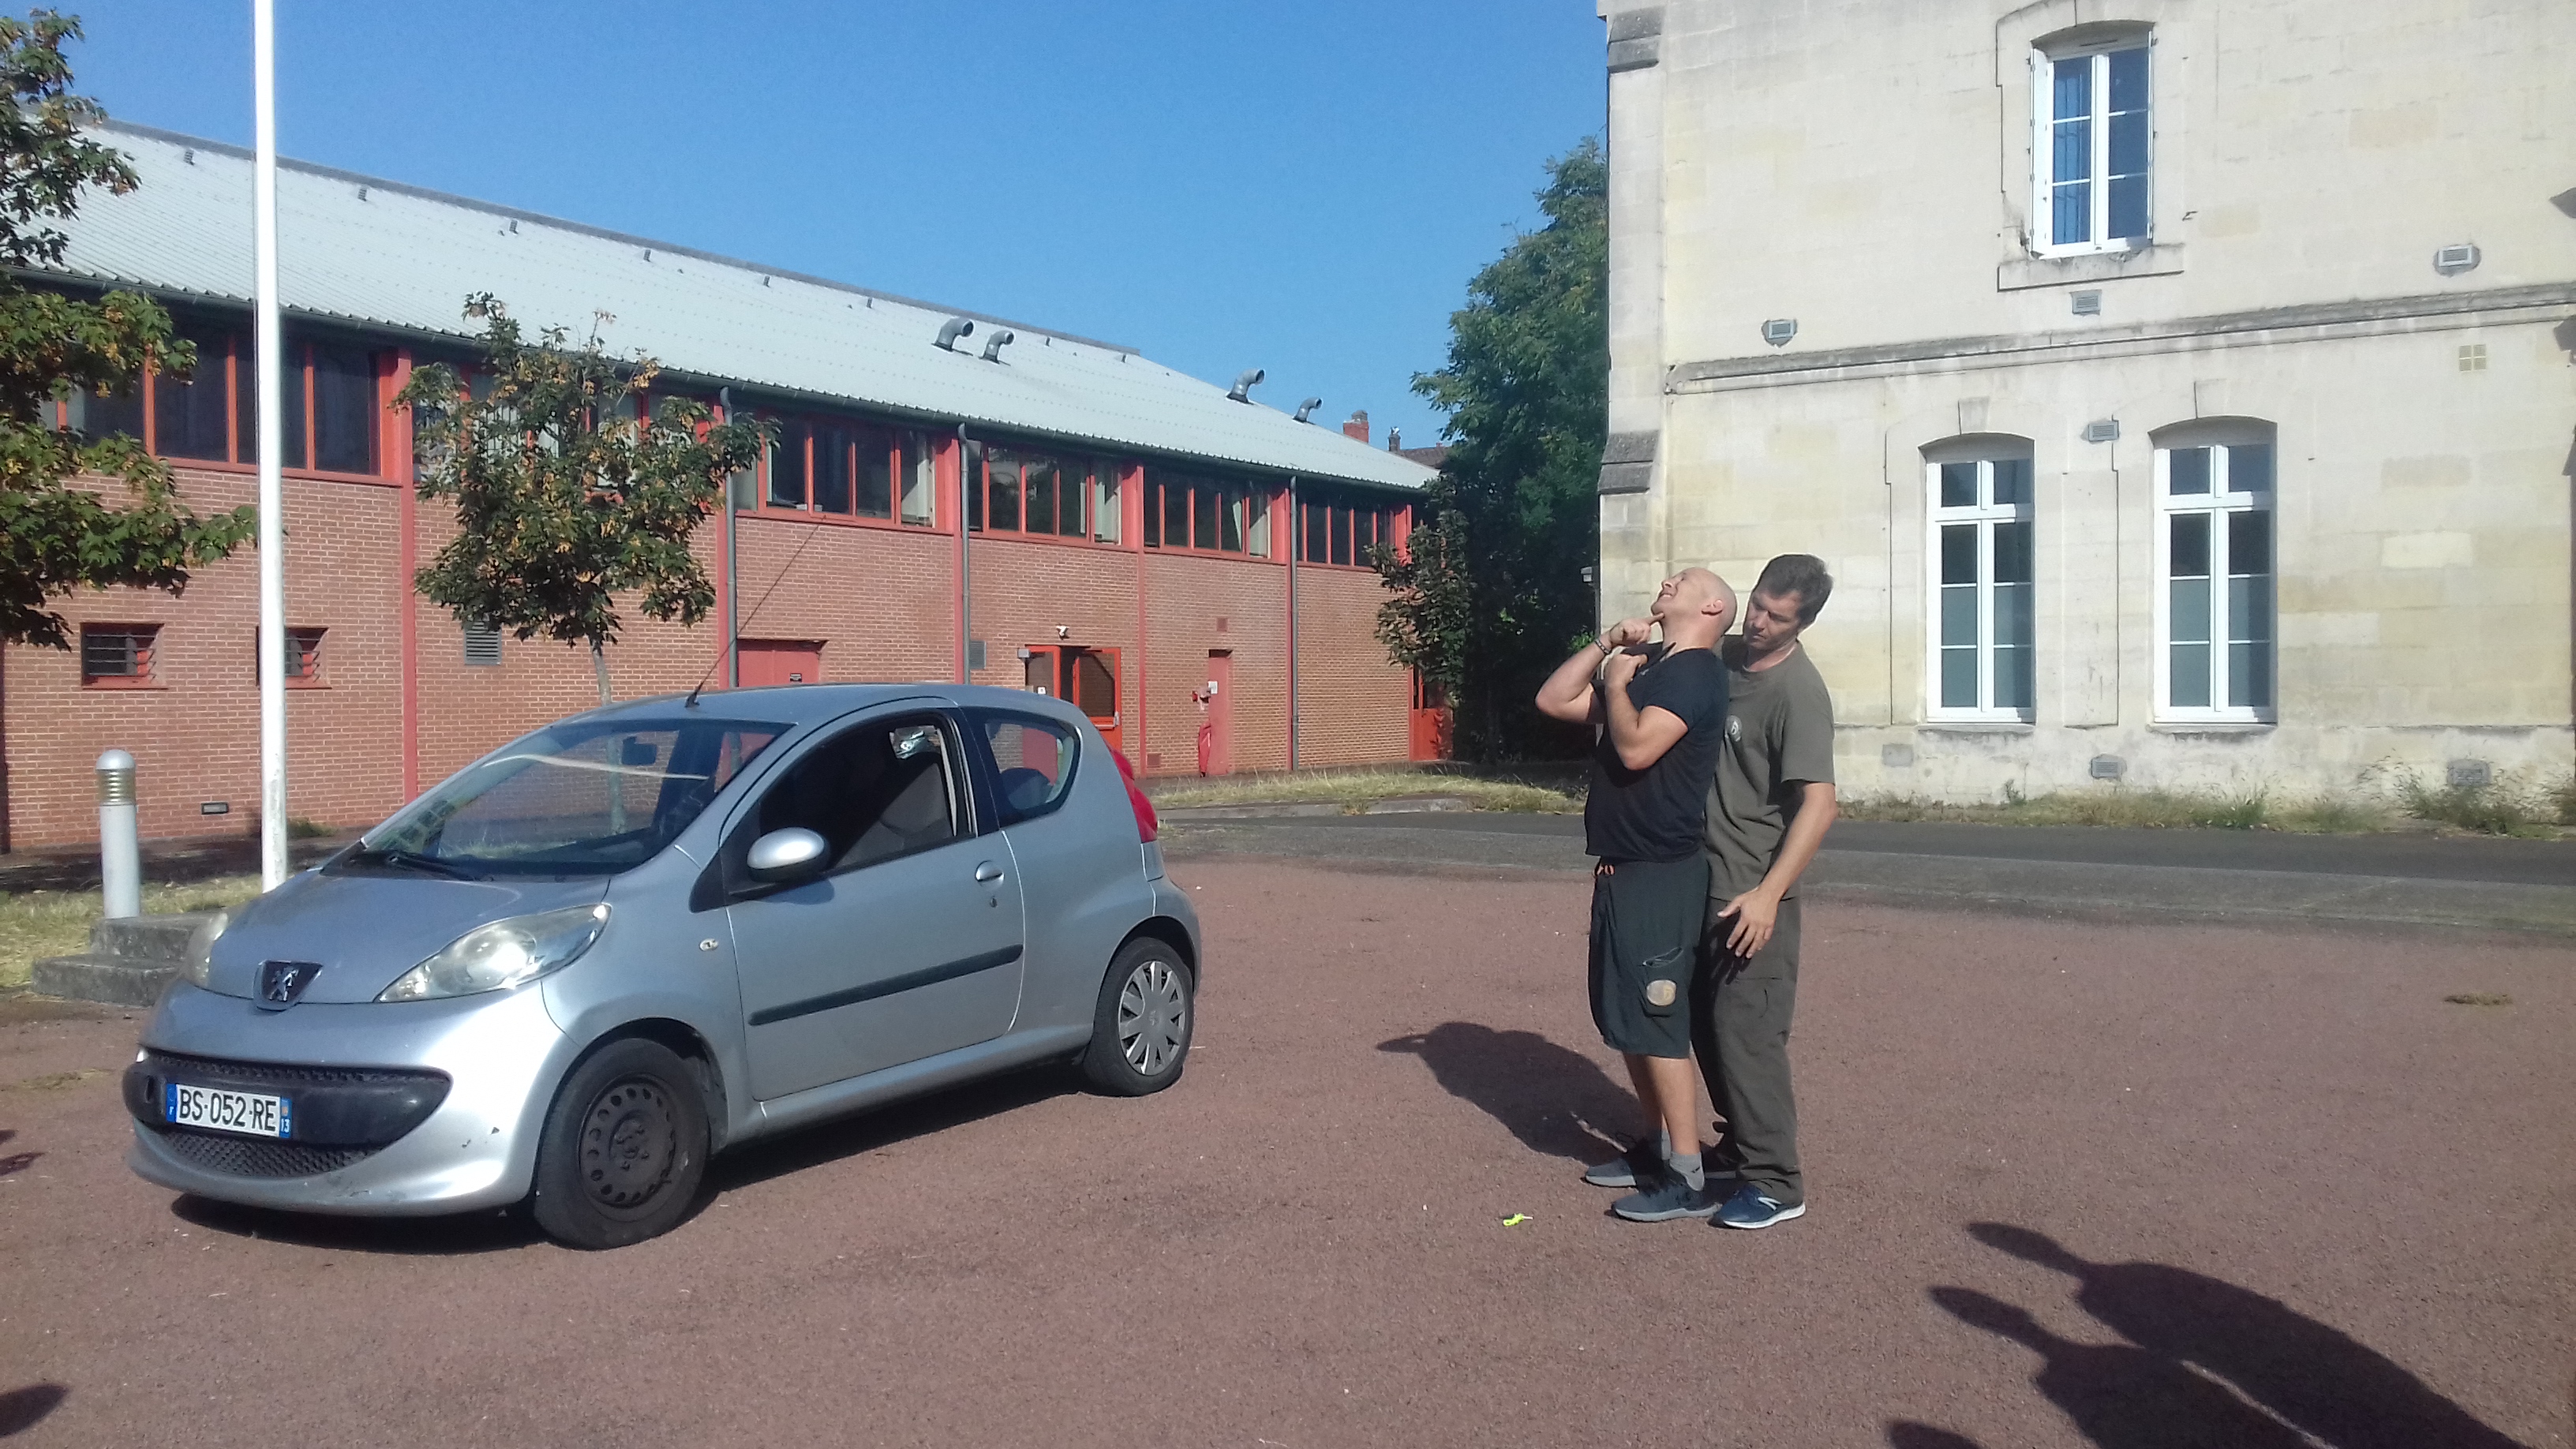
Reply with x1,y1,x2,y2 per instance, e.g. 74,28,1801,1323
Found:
203,869,612,1005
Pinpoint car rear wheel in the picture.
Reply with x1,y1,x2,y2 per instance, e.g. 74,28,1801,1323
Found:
530,1038,710,1250
1079,938,1194,1096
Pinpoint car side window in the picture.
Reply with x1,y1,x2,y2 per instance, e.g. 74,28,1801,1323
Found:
753,717,964,873
979,715,1079,825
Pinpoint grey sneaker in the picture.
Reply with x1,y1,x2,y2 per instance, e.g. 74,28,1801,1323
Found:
1582,1139,1664,1189
1612,1173,1724,1222
1713,1181,1806,1230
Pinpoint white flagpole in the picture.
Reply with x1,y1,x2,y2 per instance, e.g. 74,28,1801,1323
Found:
252,0,286,889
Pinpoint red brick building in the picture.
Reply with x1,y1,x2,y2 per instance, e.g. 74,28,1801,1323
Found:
0,124,1439,852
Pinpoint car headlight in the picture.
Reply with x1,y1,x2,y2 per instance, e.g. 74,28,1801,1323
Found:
379,904,610,1002
182,909,230,988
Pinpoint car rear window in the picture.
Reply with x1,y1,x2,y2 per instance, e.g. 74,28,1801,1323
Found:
977,715,1079,825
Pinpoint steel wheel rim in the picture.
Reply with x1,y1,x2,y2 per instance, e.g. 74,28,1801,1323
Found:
579,1075,676,1211
1115,957,1188,1076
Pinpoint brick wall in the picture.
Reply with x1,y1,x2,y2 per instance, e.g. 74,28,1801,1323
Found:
1291,564,1412,767
1,472,1420,849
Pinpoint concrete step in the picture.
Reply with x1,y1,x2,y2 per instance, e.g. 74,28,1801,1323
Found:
30,910,223,1007
32,953,175,1008
92,912,220,965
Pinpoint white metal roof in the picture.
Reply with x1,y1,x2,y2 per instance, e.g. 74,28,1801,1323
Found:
43,123,1435,493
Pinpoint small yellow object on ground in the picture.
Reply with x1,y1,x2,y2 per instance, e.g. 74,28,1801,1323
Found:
1501,1213,1530,1226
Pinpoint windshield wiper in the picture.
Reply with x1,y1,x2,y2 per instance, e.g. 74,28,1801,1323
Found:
346,845,477,880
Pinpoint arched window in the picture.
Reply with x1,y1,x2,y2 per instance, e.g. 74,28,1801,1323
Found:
1924,436,2036,721
2151,419,2275,721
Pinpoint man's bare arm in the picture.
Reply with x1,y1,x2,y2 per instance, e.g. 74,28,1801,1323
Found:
1604,679,1690,770
1536,618,1653,724
1534,641,1606,724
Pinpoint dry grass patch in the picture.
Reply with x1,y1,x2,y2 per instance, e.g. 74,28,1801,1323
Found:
1149,770,1580,815
0,874,263,993
1841,788,2383,832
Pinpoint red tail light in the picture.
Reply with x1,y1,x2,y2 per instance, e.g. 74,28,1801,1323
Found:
1111,748,1159,843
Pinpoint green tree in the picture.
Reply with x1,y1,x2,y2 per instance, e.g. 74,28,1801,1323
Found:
395,294,768,704
1376,138,1606,759
0,10,253,648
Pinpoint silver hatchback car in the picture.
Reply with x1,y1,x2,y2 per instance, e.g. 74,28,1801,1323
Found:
123,684,1198,1248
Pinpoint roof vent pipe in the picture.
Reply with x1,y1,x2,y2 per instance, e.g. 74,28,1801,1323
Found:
979,329,1017,362
935,316,975,350
1226,368,1265,403
1294,397,1323,423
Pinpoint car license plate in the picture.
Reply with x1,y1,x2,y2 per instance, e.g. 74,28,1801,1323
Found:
165,1082,291,1139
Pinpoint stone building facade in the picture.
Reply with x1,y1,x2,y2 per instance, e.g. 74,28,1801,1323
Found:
1595,0,2574,803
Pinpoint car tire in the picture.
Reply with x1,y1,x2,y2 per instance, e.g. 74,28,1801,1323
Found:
1078,937,1194,1096
529,1038,710,1250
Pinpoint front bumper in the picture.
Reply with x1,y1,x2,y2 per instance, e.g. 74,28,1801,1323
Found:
126,980,573,1215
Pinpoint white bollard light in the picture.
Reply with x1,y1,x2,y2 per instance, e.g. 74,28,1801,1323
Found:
97,749,140,920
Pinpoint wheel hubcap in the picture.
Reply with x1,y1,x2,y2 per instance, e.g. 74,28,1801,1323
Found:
579,1076,676,1209
1116,957,1188,1076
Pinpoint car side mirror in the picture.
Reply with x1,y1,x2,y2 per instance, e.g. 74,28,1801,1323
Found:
746,827,828,882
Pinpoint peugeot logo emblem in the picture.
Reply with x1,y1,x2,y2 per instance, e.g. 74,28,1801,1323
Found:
256,960,322,1010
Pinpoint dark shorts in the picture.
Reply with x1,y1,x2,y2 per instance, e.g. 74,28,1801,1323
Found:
1587,855,1711,1059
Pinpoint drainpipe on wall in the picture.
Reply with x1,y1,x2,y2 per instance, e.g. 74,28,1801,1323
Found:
957,425,974,685
1286,476,1299,771
719,386,739,688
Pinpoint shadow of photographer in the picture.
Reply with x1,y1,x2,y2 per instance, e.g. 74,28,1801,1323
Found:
1909,1222,2524,1448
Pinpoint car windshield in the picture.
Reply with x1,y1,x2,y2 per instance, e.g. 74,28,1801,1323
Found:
350,717,788,878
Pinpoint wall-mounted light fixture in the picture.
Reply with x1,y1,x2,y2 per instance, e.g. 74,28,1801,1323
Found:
1294,397,1323,423
1762,318,1797,347
1226,368,1265,402
2432,243,2481,277
934,316,975,350
2082,418,2121,444
979,330,1016,362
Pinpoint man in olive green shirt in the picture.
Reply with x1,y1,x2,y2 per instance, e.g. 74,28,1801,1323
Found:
1698,554,1839,1230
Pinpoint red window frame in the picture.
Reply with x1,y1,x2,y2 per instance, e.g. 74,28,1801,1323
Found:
1294,490,1409,569
1139,469,1278,559
750,411,942,531
966,444,1126,550
62,322,398,484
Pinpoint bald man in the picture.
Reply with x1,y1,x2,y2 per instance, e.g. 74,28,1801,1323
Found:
1536,567,1737,1222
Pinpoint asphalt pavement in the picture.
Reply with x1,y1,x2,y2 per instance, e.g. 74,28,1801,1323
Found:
1159,813,2576,937
2,861,2566,1447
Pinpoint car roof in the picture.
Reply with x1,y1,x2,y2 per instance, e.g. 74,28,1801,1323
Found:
577,682,1088,732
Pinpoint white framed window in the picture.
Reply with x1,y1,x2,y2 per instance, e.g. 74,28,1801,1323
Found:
2033,35,2150,255
1925,448,2036,721
2154,432,2275,722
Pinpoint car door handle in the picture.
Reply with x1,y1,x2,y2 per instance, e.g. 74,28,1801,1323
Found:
974,861,1005,883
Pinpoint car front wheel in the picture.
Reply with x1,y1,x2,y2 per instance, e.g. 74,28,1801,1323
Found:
1079,938,1193,1096
530,1038,710,1249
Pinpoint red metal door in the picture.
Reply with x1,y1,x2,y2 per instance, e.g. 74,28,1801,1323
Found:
1408,671,1453,761
1025,645,1124,758
1063,646,1122,758
738,639,822,687
1199,651,1233,776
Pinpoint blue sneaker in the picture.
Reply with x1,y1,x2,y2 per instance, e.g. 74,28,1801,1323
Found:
1714,1181,1805,1229
1612,1174,1724,1222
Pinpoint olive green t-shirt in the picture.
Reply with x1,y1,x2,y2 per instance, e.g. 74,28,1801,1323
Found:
1703,638,1837,900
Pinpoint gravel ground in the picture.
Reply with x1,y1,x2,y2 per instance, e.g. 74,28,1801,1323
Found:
1,859,2567,1447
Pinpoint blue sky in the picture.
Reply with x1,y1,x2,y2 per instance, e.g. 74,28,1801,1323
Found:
66,2,1605,451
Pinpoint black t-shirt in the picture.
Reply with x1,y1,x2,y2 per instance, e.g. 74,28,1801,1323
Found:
1582,645,1729,863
